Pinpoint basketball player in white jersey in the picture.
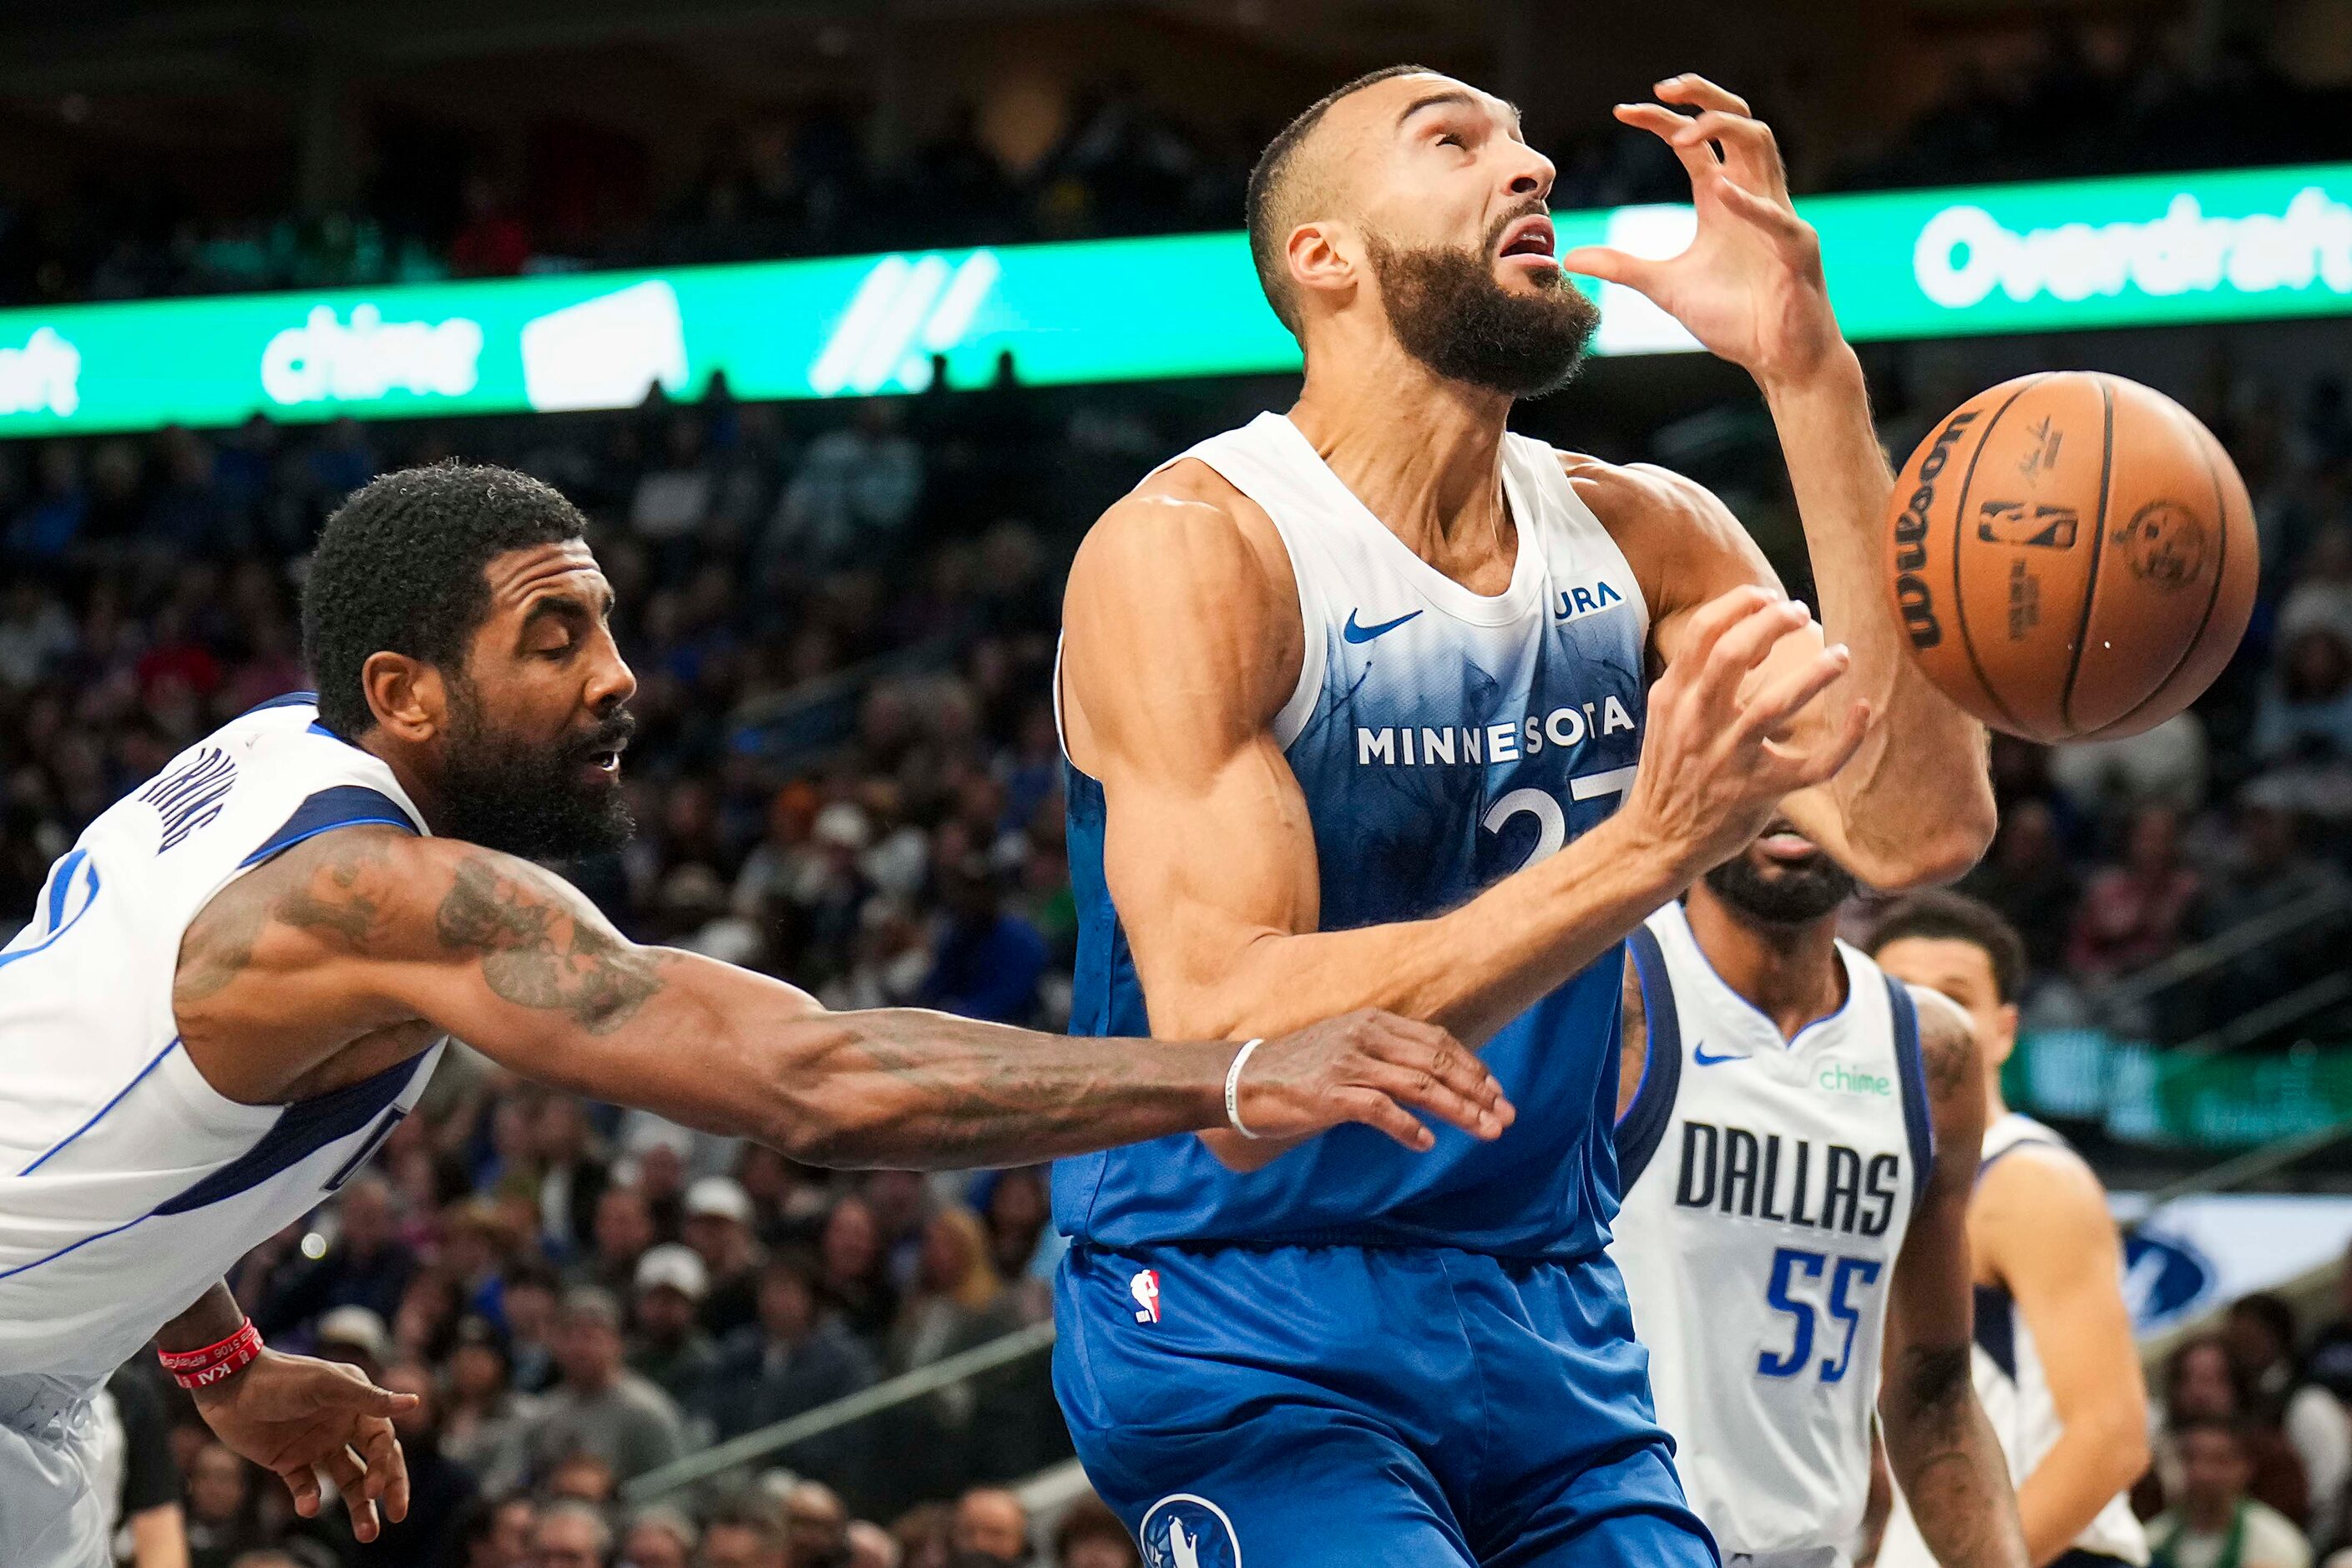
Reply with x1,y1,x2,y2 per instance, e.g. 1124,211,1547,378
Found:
0,463,1511,1568
1611,824,2025,1568
1865,893,2151,1568
1050,65,1995,1567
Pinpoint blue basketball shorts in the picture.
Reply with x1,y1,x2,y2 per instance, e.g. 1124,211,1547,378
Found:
1054,1240,1717,1567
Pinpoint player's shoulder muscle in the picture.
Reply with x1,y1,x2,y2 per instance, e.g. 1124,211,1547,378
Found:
1905,984,1989,1148
1557,451,1779,624
1062,458,1300,771
1974,1132,2114,1270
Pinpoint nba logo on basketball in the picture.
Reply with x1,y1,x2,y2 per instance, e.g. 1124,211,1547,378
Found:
1130,1269,1161,1323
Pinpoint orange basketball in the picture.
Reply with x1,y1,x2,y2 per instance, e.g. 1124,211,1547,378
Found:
1884,372,2258,743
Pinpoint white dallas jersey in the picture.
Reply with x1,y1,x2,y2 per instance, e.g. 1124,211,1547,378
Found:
0,695,442,1381
1877,1114,2149,1568
1610,900,1935,1567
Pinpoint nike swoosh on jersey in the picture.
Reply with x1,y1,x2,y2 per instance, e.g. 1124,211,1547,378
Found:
1342,609,1424,643
1692,1042,1749,1065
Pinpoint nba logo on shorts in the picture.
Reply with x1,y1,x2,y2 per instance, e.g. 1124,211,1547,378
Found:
1140,1494,1241,1568
1130,1268,1161,1323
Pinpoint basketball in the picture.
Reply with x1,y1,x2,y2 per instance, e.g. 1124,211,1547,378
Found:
1884,372,2258,742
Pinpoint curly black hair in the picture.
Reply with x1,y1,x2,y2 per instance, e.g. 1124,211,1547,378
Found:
301,462,588,736
1864,889,2029,1004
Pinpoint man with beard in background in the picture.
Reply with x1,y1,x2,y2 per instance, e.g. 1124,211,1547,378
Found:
0,463,1510,1566
1050,64,1994,1567
1610,826,2023,1568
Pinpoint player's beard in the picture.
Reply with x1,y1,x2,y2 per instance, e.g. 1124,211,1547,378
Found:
1703,847,1859,926
437,680,636,862
1366,220,1599,398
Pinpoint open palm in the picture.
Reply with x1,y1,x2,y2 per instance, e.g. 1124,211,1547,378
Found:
1560,76,1843,386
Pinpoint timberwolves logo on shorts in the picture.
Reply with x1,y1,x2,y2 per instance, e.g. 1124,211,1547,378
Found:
1139,1495,1242,1568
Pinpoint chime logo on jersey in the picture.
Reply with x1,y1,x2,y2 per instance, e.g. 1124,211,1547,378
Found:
1141,1495,1241,1568
1130,1268,1161,1323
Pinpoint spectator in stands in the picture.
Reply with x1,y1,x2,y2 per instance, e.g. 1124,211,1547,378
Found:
453,1494,537,1568
2228,1294,2352,1535
697,1252,879,1487
2148,1417,2313,1568
699,1497,787,1568
504,1262,565,1394
918,855,1048,1024
847,1519,901,1568
619,1505,699,1568
2307,1244,2352,1409
533,1499,616,1568
2256,629,2352,765
536,1093,615,1257
1051,1498,1139,1568
768,400,923,572
184,1441,264,1568
2282,526,2352,648
631,1242,721,1410
2069,804,2204,979
950,1488,1029,1566
586,1183,661,1295
359,1360,480,1565
781,1479,853,1568
2156,1335,2312,1524
817,1195,898,1345
1957,798,2079,976
547,1449,621,1506
529,1287,689,1484
97,1362,185,1568
890,1503,953,1568
685,1176,765,1339
442,1315,541,1498
890,1208,1014,1375
254,1173,417,1338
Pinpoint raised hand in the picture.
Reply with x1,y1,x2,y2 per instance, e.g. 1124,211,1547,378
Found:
1560,75,1843,387
1234,1008,1515,1150
1619,584,1870,879
191,1348,415,1543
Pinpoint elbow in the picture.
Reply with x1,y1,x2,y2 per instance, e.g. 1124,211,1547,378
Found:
751,1013,885,1169
1858,805,1995,893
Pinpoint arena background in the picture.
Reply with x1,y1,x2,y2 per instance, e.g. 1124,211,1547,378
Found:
5,2,2352,1565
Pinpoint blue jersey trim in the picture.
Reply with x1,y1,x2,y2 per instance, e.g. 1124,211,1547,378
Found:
240,690,318,716
152,1054,425,1216
1885,976,1935,1215
0,851,101,974
1614,926,1682,1190
1973,1282,2017,1378
17,1037,183,1176
239,785,420,869
0,1211,154,1282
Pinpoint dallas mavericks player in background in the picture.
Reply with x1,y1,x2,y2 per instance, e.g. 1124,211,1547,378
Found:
0,465,1507,1567
1868,894,2152,1568
1054,64,1996,1566
1611,823,2025,1568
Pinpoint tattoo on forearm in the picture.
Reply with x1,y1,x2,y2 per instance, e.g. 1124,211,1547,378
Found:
433,856,666,1034
1890,1343,2026,1568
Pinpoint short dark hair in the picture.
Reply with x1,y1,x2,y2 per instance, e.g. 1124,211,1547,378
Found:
302,462,589,737
2228,1292,2300,1355
1246,63,1434,336
1864,889,2027,1004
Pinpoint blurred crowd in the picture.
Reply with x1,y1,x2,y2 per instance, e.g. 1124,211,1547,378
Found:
7,21,2348,306
3,225,2352,1562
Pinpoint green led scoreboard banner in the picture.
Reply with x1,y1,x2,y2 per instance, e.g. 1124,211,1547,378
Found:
0,162,2345,435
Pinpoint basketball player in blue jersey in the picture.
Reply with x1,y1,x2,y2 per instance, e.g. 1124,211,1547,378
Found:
1053,67,1997,1565
0,464,1506,1568
1610,826,2025,1568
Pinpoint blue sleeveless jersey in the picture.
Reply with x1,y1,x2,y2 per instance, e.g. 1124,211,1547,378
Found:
1055,414,1651,1258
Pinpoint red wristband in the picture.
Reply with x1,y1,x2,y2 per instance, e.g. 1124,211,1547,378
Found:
158,1318,262,1389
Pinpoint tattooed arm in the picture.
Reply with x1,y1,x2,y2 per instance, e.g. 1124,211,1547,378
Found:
1878,987,2026,1568
175,827,1510,1168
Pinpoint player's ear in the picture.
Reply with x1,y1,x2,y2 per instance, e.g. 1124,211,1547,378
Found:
361,652,447,745
1287,219,1358,311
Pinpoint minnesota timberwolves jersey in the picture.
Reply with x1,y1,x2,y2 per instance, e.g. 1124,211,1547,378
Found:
1611,900,1934,1565
0,695,441,1381
1875,1115,2150,1568
1060,410,1649,1257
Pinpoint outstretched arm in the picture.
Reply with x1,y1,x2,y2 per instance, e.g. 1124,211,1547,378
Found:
174,828,1507,1169
1978,1145,2152,1563
1563,75,1994,888
1061,475,1860,1165
1879,989,2027,1568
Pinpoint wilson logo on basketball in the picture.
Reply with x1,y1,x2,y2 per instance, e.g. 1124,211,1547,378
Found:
1889,408,1980,650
